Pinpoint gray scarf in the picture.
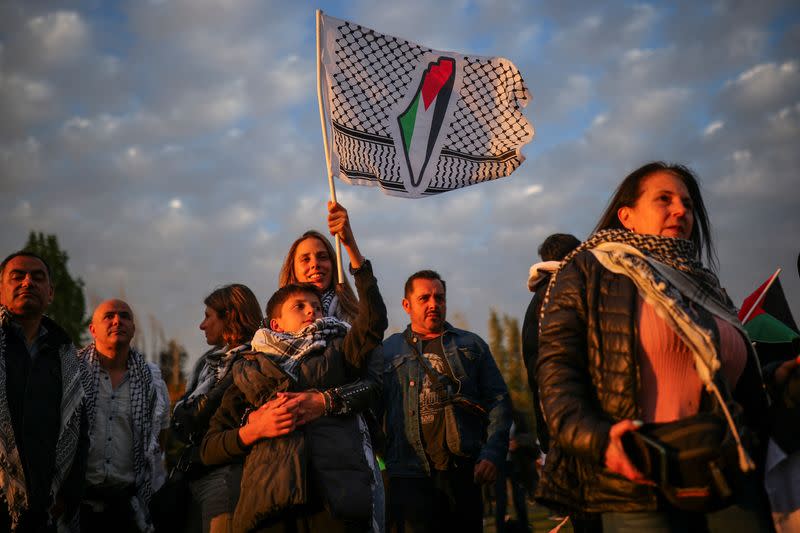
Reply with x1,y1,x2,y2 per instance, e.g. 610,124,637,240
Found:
185,344,247,402
0,305,84,532
78,343,156,524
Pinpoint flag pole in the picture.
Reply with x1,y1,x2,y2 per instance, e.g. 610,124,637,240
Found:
742,267,782,324
316,9,345,285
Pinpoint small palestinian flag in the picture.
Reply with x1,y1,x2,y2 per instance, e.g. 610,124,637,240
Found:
739,270,799,344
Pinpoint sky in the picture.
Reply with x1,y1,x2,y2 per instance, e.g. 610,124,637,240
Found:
2,0,799,366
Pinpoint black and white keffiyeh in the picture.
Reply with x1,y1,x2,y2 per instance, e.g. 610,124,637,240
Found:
540,229,732,323
0,305,84,532
78,343,157,523
250,317,350,380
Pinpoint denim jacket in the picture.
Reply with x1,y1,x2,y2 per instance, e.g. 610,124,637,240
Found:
382,323,511,476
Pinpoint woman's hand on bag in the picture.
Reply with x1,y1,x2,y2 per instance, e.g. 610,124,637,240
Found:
238,395,299,446
604,419,653,485
328,201,364,269
277,391,326,426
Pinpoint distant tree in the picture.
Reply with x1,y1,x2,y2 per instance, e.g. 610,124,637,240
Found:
158,339,188,405
22,231,88,345
449,310,470,330
488,309,535,429
488,308,507,374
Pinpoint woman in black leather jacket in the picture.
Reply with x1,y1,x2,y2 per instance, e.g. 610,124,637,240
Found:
535,162,773,532
171,283,263,533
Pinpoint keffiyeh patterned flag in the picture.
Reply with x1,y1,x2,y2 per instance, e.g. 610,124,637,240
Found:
318,13,534,198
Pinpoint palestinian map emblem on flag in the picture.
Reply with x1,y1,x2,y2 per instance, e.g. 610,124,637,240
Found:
317,13,534,198
393,56,460,195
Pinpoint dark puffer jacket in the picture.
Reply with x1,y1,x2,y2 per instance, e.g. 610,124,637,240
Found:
200,260,387,531
535,250,768,513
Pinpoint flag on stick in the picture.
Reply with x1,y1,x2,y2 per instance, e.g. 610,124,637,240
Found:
317,12,534,198
739,269,799,344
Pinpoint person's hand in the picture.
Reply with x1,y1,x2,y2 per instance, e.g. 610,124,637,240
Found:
509,437,518,452
277,391,326,426
604,419,653,485
327,201,355,247
774,356,800,385
238,395,299,446
774,356,800,407
473,459,497,484
327,201,364,269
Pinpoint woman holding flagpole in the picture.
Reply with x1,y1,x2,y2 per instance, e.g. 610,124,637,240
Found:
271,201,386,532
535,162,773,532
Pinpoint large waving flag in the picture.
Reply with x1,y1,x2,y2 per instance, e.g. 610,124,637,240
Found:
317,12,534,198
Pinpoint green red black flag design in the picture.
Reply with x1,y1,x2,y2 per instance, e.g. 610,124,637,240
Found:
739,271,799,344
396,57,456,189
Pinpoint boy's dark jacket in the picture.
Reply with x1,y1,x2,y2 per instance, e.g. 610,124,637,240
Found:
200,260,387,531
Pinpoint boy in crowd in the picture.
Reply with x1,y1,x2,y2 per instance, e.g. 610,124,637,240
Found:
202,260,387,532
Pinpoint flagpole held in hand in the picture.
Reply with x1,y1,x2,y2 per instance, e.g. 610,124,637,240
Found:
316,9,345,285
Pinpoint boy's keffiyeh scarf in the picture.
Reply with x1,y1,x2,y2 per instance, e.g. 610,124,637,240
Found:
0,305,84,532
78,343,157,520
250,317,350,380
540,229,754,471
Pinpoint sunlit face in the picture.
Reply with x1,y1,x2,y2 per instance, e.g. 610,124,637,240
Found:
402,278,446,339
200,305,225,347
90,299,135,352
0,255,54,318
293,237,333,291
270,292,323,333
618,171,695,239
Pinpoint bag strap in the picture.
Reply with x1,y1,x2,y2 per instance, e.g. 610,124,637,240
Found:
403,330,455,395
403,330,487,417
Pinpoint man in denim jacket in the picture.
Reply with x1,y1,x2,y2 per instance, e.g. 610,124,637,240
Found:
383,270,511,533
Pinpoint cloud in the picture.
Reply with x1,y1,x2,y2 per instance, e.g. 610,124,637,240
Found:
721,61,800,115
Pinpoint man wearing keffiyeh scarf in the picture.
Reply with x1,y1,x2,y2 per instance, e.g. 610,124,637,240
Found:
0,252,87,533
78,299,169,533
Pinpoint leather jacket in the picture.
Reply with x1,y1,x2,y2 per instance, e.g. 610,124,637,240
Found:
535,250,768,513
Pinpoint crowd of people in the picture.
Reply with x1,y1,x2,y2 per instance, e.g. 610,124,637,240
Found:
1,161,798,533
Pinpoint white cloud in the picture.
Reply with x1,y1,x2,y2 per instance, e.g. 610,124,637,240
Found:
722,61,800,114
524,184,543,196
704,120,724,136
26,11,89,67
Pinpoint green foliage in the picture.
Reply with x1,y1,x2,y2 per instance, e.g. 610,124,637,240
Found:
22,231,88,345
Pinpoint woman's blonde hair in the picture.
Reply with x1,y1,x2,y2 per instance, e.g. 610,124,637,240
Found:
278,230,358,321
